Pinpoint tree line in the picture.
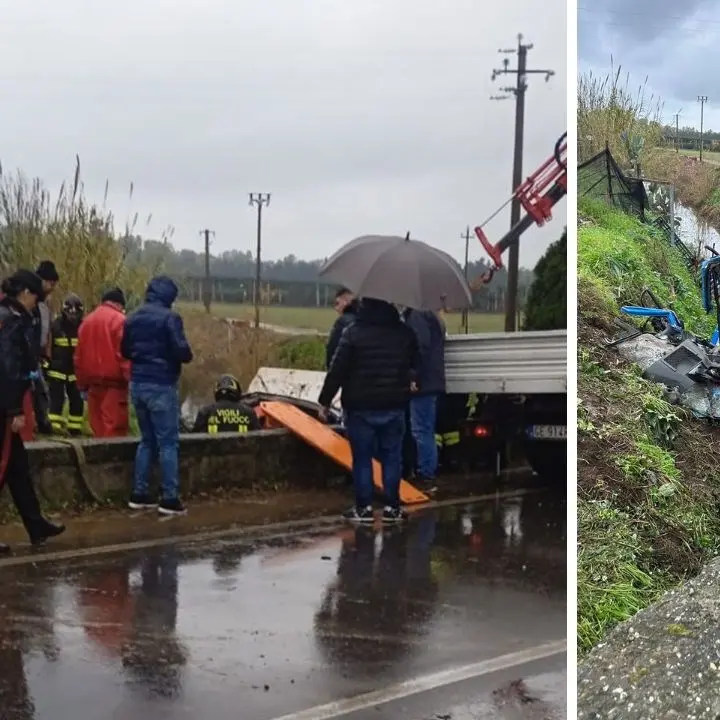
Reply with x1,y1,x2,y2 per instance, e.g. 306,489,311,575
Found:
120,235,537,310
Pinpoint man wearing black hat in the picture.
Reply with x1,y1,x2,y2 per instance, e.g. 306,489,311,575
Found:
31,260,60,435
75,287,131,437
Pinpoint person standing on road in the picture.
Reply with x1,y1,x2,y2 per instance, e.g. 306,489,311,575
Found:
403,308,446,493
121,276,193,516
0,270,66,554
31,260,60,436
325,287,358,369
47,293,85,436
318,297,419,524
75,288,131,437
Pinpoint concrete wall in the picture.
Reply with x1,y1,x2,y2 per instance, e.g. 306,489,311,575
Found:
2,430,344,512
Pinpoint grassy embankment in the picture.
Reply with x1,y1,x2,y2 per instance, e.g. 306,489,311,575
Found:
577,198,720,653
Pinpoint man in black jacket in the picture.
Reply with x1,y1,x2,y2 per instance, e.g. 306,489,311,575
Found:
318,298,419,524
325,288,358,369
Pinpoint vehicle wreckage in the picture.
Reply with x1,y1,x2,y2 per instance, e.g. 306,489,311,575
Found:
608,256,720,419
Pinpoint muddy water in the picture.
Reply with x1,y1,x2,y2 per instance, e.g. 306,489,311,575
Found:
675,201,720,258
0,490,566,720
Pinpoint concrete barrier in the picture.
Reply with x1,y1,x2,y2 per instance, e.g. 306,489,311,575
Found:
1,429,344,513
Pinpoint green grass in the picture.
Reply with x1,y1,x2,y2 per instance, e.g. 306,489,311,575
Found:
578,197,714,338
678,148,720,165
177,302,507,334
577,199,720,653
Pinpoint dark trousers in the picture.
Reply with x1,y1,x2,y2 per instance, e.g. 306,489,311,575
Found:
0,416,46,541
48,377,85,435
345,408,405,509
32,372,52,433
402,404,416,478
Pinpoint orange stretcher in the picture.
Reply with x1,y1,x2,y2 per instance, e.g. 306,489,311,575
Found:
259,401,428,505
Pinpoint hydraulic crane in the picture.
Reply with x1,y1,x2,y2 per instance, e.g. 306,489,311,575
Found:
471,132,567,288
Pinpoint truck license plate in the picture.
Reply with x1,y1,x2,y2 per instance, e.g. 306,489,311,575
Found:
528,424,566,440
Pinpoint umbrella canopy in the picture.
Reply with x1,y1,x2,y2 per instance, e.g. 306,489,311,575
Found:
319,234,472,310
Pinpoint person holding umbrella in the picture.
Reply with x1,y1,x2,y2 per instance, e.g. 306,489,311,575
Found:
0,270,66,554
318,297,420,523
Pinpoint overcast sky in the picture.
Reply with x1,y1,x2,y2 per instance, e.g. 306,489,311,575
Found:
579,1,720,133
1,0,565,268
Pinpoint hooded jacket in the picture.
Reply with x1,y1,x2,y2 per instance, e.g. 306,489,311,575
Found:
318,298,419,412
325,299,358,369
403,309,446,395
120,276,193,386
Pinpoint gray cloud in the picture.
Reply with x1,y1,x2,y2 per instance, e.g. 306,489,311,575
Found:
579,1,720,117
0,0,566,267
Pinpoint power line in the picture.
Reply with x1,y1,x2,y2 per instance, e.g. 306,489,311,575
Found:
248,193,271,330
491,33,554,333
699,95,709,161
198,228,215,314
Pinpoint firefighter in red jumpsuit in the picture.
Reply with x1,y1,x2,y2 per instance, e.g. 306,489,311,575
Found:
74,288,130,437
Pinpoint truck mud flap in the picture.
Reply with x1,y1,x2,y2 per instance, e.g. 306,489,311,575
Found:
260,401,429,505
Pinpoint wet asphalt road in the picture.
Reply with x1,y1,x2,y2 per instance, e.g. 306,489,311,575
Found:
0,490,566,719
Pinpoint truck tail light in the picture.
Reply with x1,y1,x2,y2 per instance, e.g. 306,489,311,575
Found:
473,425,491,438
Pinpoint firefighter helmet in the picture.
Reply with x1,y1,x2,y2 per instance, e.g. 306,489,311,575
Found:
62,293,84,316
214,374,242,402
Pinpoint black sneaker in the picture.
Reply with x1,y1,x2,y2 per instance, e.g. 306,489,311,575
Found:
342,505,374,523
417,476,438,494
158,499,187,516
128,494,157,510
0,543,10,555
30,521,66,547
382,506,408,524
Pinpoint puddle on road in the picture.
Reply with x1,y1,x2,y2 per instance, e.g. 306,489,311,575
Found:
0,490,566,720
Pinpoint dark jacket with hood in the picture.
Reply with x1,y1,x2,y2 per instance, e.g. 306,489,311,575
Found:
121,276,193,386
325,299,358,369
318,298,419,412
0,296,36,418
403,309,446,395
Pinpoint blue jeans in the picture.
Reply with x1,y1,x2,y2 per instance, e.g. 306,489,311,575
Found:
130,382,181,501
345,409,405,509
410,394,439,479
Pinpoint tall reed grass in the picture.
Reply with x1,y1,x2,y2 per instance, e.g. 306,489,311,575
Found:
578,61,664,166
0,156,166,311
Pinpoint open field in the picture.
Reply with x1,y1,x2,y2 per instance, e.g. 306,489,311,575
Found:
677,148,720,165
177,301,508,334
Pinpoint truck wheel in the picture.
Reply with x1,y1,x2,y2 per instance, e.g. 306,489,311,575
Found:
524,441,566,480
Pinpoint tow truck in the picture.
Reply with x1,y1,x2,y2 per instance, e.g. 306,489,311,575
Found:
238,135,568,482
443,132,568,479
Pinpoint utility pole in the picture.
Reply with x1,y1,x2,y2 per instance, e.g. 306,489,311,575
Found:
462,226,471,334
698,96,708,162
199,228,215,313
673,110,681,153
492,34,554,332
248,193,271,329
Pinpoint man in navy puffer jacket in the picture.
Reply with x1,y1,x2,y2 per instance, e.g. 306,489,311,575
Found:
121,276,193,516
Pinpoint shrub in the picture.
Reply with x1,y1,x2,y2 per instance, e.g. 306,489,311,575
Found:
523,230,566,331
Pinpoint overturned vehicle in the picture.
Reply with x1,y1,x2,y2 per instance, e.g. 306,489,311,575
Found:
609,258,720,419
